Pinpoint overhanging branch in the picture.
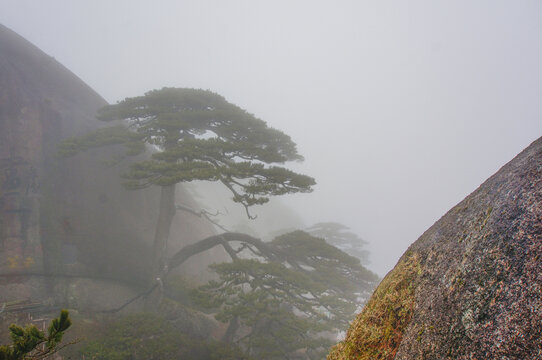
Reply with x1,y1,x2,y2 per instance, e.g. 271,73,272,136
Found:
175,203,230,232
167,232,277,271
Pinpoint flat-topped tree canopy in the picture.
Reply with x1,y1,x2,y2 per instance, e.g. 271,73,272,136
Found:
61,87,315,217
97,88,302,160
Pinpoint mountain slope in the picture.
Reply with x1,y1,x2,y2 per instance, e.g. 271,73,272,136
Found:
329,137,541,359
0,23,107,279
0,24,219,303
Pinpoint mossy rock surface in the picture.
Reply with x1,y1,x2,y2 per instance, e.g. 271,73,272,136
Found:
328,253,420,360
330,137,542,359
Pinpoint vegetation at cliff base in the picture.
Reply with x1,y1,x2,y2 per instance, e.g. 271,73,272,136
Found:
80,313,249,360
327,253,420,360
190,231,378,359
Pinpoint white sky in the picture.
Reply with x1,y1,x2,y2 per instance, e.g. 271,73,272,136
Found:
1,1,541,275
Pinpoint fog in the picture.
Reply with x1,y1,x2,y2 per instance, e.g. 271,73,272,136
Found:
2,0,541,275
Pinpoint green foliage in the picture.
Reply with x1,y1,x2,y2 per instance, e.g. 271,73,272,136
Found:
0,310,72,360
164,276,194,306
194,260,333,359
57,125,145,158
59,88,315,214
306,222,370,265
272,231,378,305
193,231,379,360
80,313,249,360
46,309,71,347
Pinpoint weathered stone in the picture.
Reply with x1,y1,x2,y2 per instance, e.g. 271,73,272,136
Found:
0,23,221,308
330,137,541,359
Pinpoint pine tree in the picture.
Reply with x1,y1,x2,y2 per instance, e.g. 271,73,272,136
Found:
0,310,72,360
59,88,315,280
185,231,379,359
306,222,370,265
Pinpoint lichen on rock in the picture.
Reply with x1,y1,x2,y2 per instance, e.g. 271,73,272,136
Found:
329,136,542,359
328,252,420,360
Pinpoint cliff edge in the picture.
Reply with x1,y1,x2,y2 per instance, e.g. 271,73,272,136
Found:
329,137,541,359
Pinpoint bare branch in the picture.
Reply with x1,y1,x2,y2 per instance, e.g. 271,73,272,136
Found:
175,203,230,232
218,176,257,220
101,284,158,313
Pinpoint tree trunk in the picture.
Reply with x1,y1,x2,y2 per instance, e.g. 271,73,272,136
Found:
152,184,176,279
222,315,240,343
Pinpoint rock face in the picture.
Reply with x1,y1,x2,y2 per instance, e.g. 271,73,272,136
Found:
329,137,541,360
0,24,220,306
0,23,105,277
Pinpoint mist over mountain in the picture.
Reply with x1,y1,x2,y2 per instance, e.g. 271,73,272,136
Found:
0,22,226,304
0,24,379,359
1,16,540,359
3,2,541,277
